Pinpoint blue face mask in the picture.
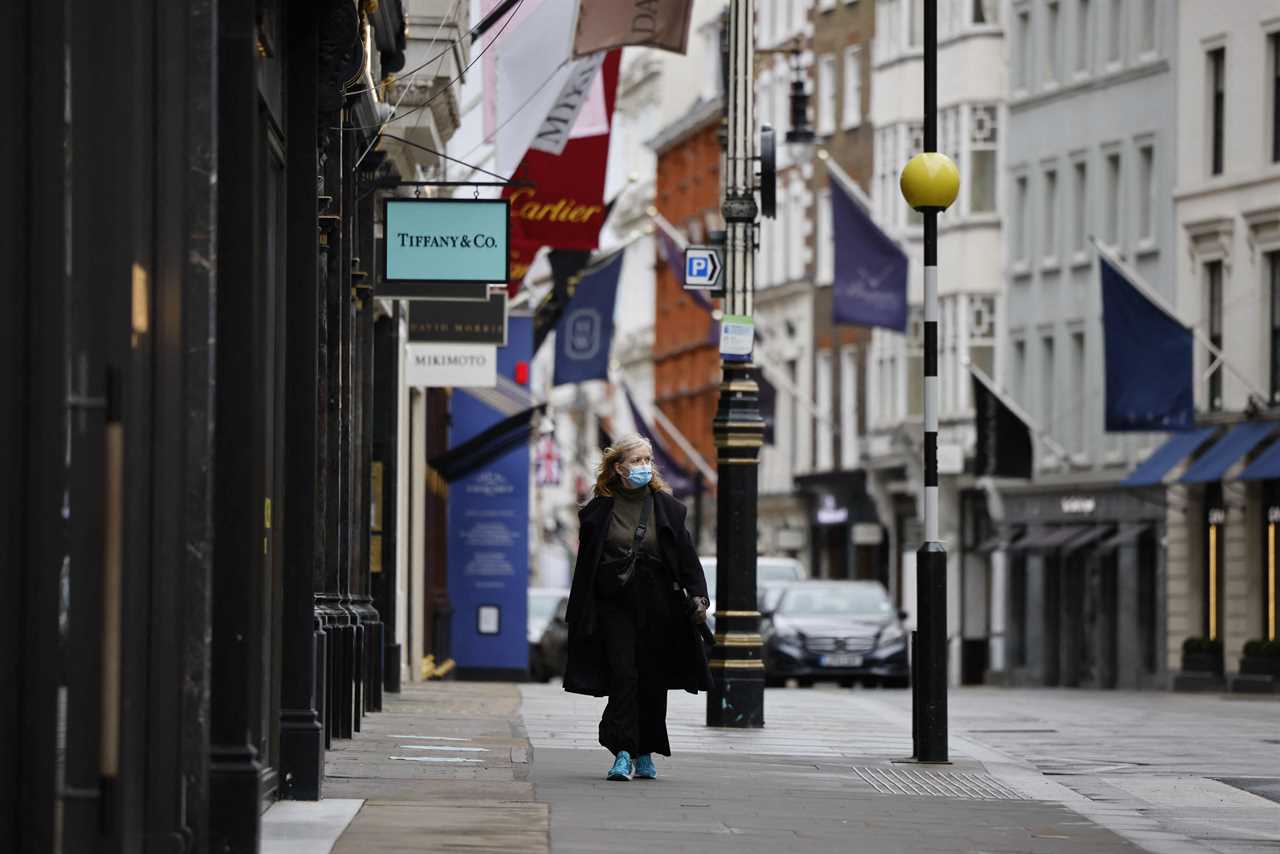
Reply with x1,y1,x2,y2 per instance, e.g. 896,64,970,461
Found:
625,465,653,488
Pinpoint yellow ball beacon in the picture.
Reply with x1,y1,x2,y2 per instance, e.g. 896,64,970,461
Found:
899,152,960,212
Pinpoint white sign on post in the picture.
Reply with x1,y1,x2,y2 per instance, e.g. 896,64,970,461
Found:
405,343,497,388
719,314,754,362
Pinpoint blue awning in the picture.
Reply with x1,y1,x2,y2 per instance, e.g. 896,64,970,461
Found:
1180,422,1279,484
1239,434,1280,480
1121,427,1218,487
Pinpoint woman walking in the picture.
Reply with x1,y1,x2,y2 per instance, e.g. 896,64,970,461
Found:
562,434,712,781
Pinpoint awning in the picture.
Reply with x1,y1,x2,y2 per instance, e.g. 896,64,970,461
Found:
1008,525,1087,553
1121,427,1218,486
1180,421,1278,484
1239,436,1280,481
1062,525,1115,555
1096,523,1151,554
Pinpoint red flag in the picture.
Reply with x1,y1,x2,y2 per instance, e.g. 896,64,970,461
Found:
502,49,621,296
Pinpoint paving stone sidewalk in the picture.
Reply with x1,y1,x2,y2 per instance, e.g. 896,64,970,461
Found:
323,682,548,854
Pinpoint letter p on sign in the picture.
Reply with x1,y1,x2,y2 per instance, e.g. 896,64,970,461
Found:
683,246,722,289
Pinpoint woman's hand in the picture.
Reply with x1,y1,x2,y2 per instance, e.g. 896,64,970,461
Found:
691,596,709,625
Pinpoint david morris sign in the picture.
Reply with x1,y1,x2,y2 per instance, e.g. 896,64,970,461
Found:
383,198,510,286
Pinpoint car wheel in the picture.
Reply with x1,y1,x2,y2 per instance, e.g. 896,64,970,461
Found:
837,678,855,689
795,677,815,688
765,675,786,688
881,675,910,689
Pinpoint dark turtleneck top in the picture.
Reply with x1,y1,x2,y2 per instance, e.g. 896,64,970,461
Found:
606,483,658,556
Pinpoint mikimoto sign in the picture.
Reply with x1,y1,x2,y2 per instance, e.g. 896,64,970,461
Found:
405,343,497,388
383,198,509,286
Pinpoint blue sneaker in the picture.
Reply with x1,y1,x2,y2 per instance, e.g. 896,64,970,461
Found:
607,751,633,781
634,754,657,780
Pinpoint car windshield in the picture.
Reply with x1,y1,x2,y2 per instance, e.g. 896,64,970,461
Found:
779,584,892,617
759,560,803,582
528,592,562,621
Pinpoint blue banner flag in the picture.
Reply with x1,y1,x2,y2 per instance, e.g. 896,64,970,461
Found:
830,175,908,332
1100,255,1194,431
553,250,624,386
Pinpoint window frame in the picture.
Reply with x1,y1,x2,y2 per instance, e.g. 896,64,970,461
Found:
1206,260,1224,412
842,45,863,131
817,53,838,137
1208,46,1226,177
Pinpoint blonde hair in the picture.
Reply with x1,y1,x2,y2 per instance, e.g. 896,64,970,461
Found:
593,432,672,497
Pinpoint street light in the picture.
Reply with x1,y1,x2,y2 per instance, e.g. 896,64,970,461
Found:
707,0,766,729
898,0,959,765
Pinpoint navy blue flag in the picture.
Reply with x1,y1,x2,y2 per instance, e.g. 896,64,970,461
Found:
553,250,624,386
830,175,908,332
623,386,699,498
1100,255,1194,431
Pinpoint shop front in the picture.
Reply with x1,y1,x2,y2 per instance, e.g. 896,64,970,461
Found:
795,471,887,583
999,486,1165,690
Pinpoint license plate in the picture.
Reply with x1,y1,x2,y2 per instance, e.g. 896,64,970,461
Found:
821,653,863,668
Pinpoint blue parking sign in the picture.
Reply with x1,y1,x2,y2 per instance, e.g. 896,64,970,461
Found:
683,246,722,289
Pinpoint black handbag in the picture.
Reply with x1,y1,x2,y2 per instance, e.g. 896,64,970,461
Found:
596,492,652,598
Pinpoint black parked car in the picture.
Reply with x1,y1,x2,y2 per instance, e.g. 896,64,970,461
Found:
529,588,570,681
530,594,570,682
762,581,909,688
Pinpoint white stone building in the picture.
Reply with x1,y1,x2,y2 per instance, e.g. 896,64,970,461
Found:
866,0,1006,683
1164,0,1280,687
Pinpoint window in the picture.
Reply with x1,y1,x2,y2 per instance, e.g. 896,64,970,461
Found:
969,105,998,213
1104,151,1121,246
1137,143,1154,243
816,351,834,471
1137,0,1156,55
1071,332,1086,454
1071,160,1088,254
842,46,862,130
786,359,800,471
1107,0,1123,64
701,23,723,100
1207,260,1224,411
1041,336,1056,431
840,347,859,468
908,0,924,48
1043,168,1058,260
1046,1,1061,84
788,184,805,281
1014,174,1029,262
1271,252,1280,403
1015,9,1032,90
1075,0,1091,73
817,188,833,284
818,54,837,136
1012,339,1027,405
1270,34,1279,163
972,0,998,25
1209,47,1225,176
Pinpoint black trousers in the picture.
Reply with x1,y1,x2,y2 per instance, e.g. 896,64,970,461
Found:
596,592,672,758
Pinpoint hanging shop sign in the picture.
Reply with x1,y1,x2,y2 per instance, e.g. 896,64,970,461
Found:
380,198,510,297
407,291,508,346
405,343,498,388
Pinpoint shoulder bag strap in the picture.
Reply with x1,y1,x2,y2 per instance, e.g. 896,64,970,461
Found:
632,491,651,549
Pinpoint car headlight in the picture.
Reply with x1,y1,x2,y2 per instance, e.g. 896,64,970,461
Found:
879,623,904,645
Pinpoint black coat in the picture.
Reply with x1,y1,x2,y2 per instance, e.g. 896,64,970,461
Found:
562,489,712,697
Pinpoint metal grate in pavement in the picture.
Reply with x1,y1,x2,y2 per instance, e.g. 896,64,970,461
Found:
852,766,1027,800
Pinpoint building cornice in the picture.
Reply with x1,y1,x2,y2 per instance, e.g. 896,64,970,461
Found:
1009,57,1170,113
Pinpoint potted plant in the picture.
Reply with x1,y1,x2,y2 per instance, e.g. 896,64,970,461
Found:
1181,637,1224,675
1240,639,1280,679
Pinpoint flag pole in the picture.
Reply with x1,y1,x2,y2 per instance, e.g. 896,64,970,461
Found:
648,208,688,248
818,149,911,253
1090,236,1268,405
